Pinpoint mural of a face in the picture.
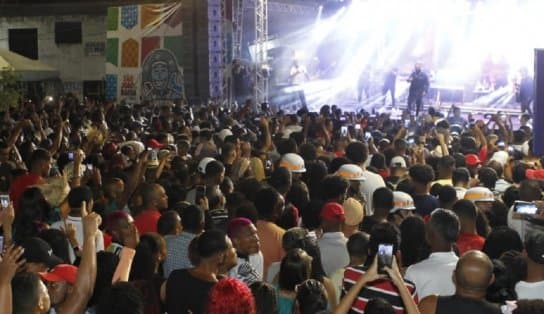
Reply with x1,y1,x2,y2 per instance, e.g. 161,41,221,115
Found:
151,61,169,89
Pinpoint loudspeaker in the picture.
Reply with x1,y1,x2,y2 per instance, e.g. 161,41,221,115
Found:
534,49,544,155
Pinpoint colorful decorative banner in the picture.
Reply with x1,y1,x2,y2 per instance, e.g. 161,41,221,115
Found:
106,2,184,103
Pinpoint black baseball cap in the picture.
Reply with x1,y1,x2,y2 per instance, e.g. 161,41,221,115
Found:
23,237,63,268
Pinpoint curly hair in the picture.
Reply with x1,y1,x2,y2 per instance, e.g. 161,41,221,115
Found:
207,278,256,314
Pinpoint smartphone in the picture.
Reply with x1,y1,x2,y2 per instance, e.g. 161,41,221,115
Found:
404,120,410,128
341,126,348,136
377,243,394,274
513,201,538,215
0,236,3,253
150,149,158,161
355,124,361,130
67,152,74,161
0,194,9,208
195,185,206,203
86,164,93,171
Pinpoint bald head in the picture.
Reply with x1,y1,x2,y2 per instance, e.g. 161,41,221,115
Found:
454,251,494,297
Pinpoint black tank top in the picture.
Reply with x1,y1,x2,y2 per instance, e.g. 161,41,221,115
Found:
165,269,216,314
436,295,501,314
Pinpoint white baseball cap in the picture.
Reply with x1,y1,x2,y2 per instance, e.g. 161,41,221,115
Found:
336,164,365,181
197,157,216,174
391,191,416,213
390,156,407,168
279,153,306,173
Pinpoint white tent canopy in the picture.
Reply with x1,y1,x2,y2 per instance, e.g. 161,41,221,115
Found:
0,48,59,81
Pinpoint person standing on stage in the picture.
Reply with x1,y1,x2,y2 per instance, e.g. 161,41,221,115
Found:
407,62,429,116
232,59,251,106
382,68,398,107
517,67,534,115
289,59,310,108
357,67,371,104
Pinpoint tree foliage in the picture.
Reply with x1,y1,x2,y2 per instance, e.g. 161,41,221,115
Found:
0,69,21,110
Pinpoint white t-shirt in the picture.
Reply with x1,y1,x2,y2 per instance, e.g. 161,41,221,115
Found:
405,251,458,300
359,170,386,215
51,216,105,263
515,280,544,300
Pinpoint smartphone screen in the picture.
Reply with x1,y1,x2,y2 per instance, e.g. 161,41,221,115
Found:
0,194,9,208
378,243,394,274
341,126,348,136
364,132,371,141
68,152,74,161
0,236,4,253
513,201,538,215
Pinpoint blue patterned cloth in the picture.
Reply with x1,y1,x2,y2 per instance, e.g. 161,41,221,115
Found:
105,74,118,101
121,5,138,30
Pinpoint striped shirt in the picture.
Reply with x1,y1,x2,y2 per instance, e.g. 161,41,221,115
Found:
342,265,418,314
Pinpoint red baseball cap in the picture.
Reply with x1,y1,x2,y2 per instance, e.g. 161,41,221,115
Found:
147,139,164,149
39,264,78,285
320,202,345,222
465,154,481,167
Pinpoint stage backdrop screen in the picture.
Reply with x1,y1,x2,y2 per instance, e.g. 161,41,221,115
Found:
105,3,184,103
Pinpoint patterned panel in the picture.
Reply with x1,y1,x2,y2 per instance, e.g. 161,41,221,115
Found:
121,5,138,30
106,38,119,66
121,39,139,68
163,36,183,66
107,7,119,31
165,5,183,28
141,4,162,29
141,36,161,64
105,74,118,101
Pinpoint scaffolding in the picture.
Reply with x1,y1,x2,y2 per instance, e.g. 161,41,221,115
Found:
232,0,245,60
254,0,269,104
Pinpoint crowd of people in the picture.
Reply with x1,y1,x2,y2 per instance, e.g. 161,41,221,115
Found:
0,96,543,314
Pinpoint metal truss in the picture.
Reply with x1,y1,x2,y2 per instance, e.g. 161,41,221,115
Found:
254,0,268,104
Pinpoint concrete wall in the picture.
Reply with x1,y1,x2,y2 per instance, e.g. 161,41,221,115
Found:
0,14,106,82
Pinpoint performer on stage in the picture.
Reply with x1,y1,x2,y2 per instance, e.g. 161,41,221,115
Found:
382,68,397,107
289,59,310,108
357,67,371,103
517,67,534,115
407,62,429,116
232,59,251,106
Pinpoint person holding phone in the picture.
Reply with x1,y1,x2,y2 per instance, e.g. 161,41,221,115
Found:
342,223,418,313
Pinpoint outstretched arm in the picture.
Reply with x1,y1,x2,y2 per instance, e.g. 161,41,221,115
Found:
59,206,100,314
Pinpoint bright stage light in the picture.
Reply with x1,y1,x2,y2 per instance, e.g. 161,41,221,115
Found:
274,0,544,110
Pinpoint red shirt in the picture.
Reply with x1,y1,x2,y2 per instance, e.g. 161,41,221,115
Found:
456,233,485,255
9,173,43,212
134,209,161,234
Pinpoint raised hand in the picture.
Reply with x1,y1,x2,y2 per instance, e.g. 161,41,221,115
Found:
0,245,25,284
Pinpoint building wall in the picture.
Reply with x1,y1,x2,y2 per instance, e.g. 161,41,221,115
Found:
0,14,106,84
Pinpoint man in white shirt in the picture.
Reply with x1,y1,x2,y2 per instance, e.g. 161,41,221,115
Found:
515,230,544,299
317,202,349,276
51,186,104,263
345,142,385,215
405,209,460,299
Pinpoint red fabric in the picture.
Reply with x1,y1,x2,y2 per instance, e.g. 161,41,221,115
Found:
479,146,488,164
526,169,544,180
134,209,161,234
456,233,485,255
378,168,390,179
103,232,113,249
9,173,43,212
